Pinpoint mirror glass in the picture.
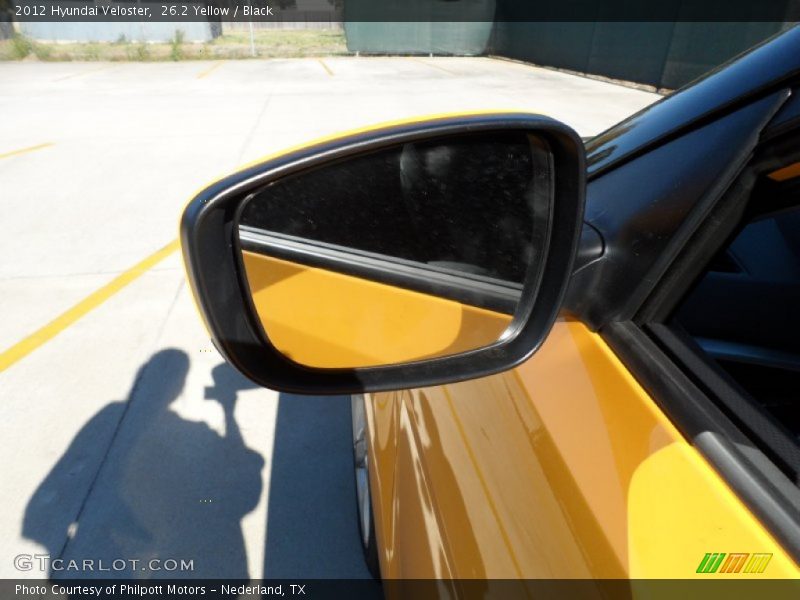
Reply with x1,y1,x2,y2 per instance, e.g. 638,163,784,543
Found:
236,131,552,369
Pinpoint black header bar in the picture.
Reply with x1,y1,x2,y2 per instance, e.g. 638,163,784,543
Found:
6,0,800,23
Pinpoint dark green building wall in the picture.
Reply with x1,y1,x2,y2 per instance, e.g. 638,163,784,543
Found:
489,21,789,89
343,0,496,55
344,21,494,55
343,0,792,90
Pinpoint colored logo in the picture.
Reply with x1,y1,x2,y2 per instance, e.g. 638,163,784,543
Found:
696,553,772,574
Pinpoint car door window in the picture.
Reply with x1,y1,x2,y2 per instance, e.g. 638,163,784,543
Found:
238,131,549,285
672,167,800,476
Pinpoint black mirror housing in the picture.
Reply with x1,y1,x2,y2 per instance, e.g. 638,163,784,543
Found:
181,113,585,394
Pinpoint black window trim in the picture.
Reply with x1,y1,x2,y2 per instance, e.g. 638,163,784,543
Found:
603,320,800,562
238,226,523,314
648,323,800,481
601,125,800,562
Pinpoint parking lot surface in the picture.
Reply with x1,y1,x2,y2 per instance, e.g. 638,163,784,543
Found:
0,57,659,579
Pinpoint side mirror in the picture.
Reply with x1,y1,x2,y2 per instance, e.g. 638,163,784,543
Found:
181,113,585,394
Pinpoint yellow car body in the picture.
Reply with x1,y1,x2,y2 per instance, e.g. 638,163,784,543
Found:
241,251,798,578
365,320,798,578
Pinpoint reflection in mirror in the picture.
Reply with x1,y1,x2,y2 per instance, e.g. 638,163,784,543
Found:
237,131,552,369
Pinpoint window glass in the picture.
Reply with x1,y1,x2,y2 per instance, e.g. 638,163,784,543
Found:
238,132,550,284
675,202,800,438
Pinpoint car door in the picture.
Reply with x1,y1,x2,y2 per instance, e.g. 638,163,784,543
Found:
366,32,800,579
372,320,797,578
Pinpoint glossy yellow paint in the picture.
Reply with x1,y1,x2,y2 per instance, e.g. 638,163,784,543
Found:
241,251,511,368
366,320,800,579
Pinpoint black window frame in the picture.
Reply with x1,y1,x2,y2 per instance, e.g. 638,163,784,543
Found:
238,226,524,314
604,125,800,562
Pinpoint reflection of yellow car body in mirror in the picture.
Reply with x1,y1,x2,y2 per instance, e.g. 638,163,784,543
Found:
236,126,543,371
242,251,511,368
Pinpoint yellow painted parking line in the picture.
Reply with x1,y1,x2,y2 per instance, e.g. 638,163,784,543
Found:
0,239,180,373
318,59,334,76
197,61,225,79
54,65,116,82
0,143,54,161
408,57,457,75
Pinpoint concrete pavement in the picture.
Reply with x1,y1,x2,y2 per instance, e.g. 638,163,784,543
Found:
0,57,659,579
